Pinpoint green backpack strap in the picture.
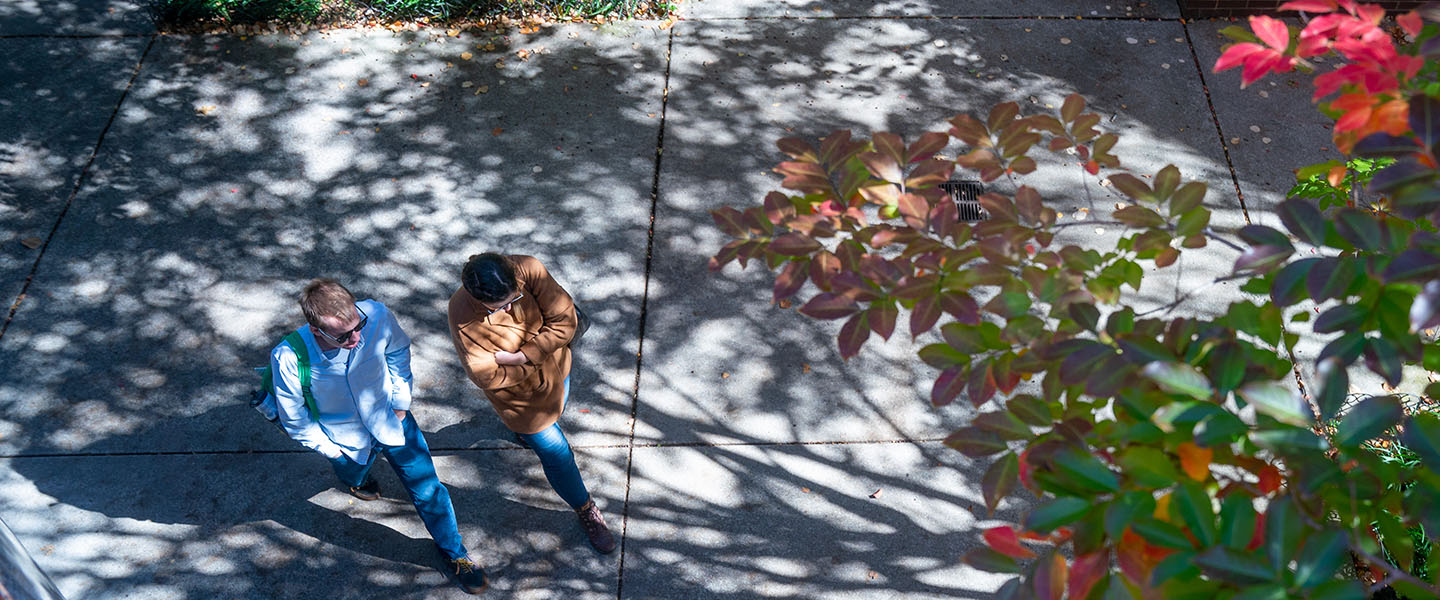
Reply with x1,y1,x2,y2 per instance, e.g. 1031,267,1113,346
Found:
282,331,319,420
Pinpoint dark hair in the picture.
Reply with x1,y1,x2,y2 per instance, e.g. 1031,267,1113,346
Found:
461,253,518,303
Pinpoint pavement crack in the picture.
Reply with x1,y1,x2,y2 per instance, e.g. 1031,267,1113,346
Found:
1180,18,1252,227
1,34,157,343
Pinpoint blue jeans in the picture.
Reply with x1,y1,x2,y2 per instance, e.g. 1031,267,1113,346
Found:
515,376,592,510
327,413,467,560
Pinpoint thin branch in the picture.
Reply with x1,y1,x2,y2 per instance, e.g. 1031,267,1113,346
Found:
1205,227,1247,252
1051,220,1129,230
1135,272,1251,317
1354,547,1437,595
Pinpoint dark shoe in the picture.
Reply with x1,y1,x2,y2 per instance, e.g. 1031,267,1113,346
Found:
576,498,616,554
346,478,381,501
446,555,488,594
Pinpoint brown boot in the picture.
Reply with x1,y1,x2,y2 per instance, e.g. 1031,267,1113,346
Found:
576,498,616,554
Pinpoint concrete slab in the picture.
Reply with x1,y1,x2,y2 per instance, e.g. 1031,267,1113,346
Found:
0,37,147,313
680,0,1180,19
0,0,152,36
645,17,1239,443
0,25,669,456
1,446,628,599
620,442,1023,599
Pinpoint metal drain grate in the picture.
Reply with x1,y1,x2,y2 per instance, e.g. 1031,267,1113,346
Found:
940,179,988,222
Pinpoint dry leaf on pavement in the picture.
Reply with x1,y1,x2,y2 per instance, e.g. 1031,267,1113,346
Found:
869,488,882,498
20,237,42,249
491,127,503,136
196,105,218,116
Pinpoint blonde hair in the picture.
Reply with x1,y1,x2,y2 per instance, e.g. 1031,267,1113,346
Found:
299,278,356,327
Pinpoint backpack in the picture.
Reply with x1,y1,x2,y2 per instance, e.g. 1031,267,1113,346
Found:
251,331,319,424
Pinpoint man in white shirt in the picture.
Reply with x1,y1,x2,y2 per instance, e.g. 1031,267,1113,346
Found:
270,278,486,594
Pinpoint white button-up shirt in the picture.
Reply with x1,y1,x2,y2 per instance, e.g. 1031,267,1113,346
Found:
270,299,414,464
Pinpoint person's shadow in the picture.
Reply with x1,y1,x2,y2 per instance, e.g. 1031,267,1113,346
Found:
11,403,519,599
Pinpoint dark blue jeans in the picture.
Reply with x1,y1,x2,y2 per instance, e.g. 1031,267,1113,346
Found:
327,412,467,560
515,376,592,510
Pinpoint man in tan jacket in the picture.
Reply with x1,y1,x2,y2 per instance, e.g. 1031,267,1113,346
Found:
447,253,615,553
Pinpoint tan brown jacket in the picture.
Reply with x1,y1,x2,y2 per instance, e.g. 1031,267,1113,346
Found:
447,255,577,434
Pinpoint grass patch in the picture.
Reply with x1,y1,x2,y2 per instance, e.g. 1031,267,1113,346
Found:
152,0,672,26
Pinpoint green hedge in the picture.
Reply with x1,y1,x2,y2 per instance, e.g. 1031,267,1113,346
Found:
154,0,666,25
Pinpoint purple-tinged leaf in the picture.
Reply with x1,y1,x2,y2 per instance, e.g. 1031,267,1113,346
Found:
962,548,1021,574
1237,225,1291,248
967,361,998,406
1108,174,1153,202
988,102,1020,131
905,159,954,189
837,311,871,359
897,192,930,223
981,452,1019,516
860,151,903,183
1153,165,1181,201
1069,302,1100,332
1306,257,1360,302
975,411,1032,441
940,291,982,324
1169,182,1207,215
1334,208,1384,251
1353,132,1422,158
978,192,1017,222
709,240,745,272
711,207,748,237
1313,304,1366,333
1409,94,1440,152
1364,338,1403,387
1336,395,1403,448
776,137,818,161
1234,245,1293,273
1009,156,1037,174
1411,280,1440,333
892,274,938,299
932,365,968,406
1384,249,1440,282
768,232,822,256
1276,198,1326,246
868,302,898,340
808,251,841,291
873,131,906,165
1061,93,1086,123
1316,358,1350,421
945,426,1006,457
773,259,810,301
910,294,943,337
798,293,859,320
1060,343,1115,385
1271,257,1319,306
1400,412,1440,471
763,191,796,225
1370,159,1435,193
907,131,948,163
1114,205,1166,228
819,130,861,166
948,114,991,146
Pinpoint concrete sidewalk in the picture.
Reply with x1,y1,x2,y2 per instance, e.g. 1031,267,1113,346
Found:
0,1,1358,598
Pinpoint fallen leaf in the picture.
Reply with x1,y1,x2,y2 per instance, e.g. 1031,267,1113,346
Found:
802,363,811,374
578,408,591,413
778,298,792,309
870,488,882,498
461,52,473,60
39,545,54,555
801,487,811,493
474,85,490,95
420,82,430,88
196,105,218,116
868,571,878,580
721,372,730,379
356,78,369,87
491,127,503,136
446,28,460,37
1060,37,1072,44
20,237,42,249
462,81,474,88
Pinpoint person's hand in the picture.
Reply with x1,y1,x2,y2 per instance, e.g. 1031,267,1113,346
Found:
394,409,407,421
494,350,528,366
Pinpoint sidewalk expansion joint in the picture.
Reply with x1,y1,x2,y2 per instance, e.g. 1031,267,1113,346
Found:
0,32,156,39
617,23,674,600
1179,19,1251,226
1,34,156,343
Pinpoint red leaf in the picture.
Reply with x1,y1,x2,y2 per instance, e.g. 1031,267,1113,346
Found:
910,294,942,336
809,251,842,291
1069,551,1108,600
932,366,966,406
873,131,906,165
709,240,745,271
948,114,991,146
1061,94,1085,123
838,312,871,359
1257,464,1282,495
1250,15,1290,51
763,191,796,225
1279,0,1336,10
983,526,1037,559
868,303,898,340
777,137,818,161
1247,512,1266,551
799,293,859,320
773,260,810,301
898,193,930,223
711,207,748,237
861,152,903,183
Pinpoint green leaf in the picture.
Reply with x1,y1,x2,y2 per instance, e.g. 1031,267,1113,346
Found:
1115,205,1166,227
1334,208,1385,251
1026,496,1092,534
1219,494,1257,550
1169,182,1207,216
1149,551,1199,587
1294,530,1347,588
1375,513,1413,573
985,291,1033,319
1106,492,1156,540
945,427,1007,457
1175,206,1211,238
1070,302,1101,332
1194,546,1276,586
918,343,969,368
1174,481,1217,548
1053,447,1121,493
1307,257,1361,302
1307,580,1366,600
1313,304,1368,334
982,452,1019,516
1194,411,1248,447
1142,362,1213,400
1315,357,1349,422
1230,584,1288,600
941,323,988,354
1116,447,1182,489
1206,341,1248,395
1335,395,1403,448
1008,395,1053,427
1107,307,1136,337
1251,427,1329,453
1133,517,1194,550
1238,382,1313,427
1400,412,1440,471
1265,498,1304,575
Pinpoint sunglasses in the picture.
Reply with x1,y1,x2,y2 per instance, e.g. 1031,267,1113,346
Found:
483,292,524,316
317,304,369,344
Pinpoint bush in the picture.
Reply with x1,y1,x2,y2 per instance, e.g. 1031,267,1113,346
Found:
709,1,1440,597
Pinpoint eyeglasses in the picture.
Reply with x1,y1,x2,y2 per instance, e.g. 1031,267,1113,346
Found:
483,292,523,316
317,305,368,344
